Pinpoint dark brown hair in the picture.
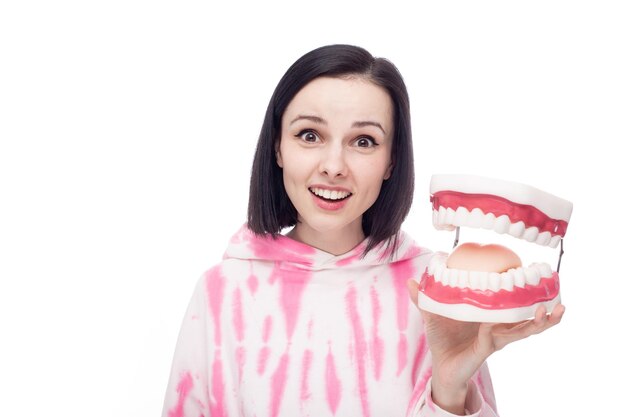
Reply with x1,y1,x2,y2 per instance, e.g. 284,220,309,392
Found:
247,44,414,256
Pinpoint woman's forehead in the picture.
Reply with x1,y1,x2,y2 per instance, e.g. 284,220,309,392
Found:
282,77,393,131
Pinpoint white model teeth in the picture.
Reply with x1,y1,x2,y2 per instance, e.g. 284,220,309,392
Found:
493,215,510,234
509,221,525,238
536,262,553,277
458,270,469,288
449,269,459,287
536,231,551,246
427,256,554,292
513,267,526,288
456,207,470,224
522,226,539,242
525,265,541,286
469,270,482,290
481,213,496,229
549,235,561,247
432,206,562,247
500,271,514,291
445,207,456,224
310,188,351,200
468,208,483,228
488,272,501,292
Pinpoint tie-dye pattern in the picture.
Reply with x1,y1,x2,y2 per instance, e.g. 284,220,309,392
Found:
162,225,499,417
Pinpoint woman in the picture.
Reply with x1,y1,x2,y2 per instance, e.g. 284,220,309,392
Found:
162,44,563,417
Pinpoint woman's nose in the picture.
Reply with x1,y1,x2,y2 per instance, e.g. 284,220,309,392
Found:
319,142,347,178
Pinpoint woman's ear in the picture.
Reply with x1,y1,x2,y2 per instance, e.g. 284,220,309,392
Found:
384,161,394,180
275,143,283,168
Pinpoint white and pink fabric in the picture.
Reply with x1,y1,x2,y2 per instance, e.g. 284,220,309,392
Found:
162,225,499,417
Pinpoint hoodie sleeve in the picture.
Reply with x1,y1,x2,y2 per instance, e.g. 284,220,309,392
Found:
162,273,212,417
408,362,498,417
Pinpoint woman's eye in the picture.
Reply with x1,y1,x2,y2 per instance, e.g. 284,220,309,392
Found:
355,136,377,148
296,130,320,143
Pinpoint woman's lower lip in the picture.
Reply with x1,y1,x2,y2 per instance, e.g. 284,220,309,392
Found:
311,192,350,211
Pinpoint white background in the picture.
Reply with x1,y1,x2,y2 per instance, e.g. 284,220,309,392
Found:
1,1,624,416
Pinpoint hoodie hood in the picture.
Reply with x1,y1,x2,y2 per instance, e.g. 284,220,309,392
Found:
223,224,425,271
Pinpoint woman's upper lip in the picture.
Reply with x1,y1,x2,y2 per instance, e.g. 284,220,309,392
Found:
308,184,352,193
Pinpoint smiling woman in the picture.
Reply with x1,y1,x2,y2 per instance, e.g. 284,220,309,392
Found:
162,44,562,417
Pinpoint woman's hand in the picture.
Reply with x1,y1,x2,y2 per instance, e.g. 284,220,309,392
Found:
407,279,565,414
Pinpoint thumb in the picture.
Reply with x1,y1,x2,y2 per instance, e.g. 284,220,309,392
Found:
406,279,420,307
476,322,498,356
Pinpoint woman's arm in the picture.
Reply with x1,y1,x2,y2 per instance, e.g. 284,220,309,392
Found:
162,272,213,417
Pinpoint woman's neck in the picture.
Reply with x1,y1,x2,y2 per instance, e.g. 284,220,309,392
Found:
286,222,365,256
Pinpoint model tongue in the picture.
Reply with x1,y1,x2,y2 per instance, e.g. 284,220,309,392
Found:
446,242,522,272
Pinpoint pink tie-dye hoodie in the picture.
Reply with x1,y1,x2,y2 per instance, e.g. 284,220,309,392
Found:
162,225,498,417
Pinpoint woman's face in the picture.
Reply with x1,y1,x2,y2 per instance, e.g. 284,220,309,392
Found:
276,76,394,248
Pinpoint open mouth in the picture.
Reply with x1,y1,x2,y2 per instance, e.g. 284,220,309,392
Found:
308,187,353,202
418,174,573,323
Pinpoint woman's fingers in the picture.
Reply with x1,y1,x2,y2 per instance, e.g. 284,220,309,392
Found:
488,303,566,350
548,303,566,325
407,279,420,306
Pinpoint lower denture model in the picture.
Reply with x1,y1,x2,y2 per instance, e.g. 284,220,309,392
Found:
418,174,573,323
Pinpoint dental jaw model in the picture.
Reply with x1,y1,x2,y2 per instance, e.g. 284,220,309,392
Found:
418,174,573,323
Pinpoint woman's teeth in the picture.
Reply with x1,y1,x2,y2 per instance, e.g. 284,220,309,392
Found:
309,187,352,201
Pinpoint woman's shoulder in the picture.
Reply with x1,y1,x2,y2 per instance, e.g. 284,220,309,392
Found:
388,230,433,261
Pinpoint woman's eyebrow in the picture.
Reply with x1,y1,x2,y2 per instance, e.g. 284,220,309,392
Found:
352,120,386,134
289,114,326,126
290,115,386,134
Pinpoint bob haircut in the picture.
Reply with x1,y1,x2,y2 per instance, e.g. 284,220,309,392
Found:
247,44,414,256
